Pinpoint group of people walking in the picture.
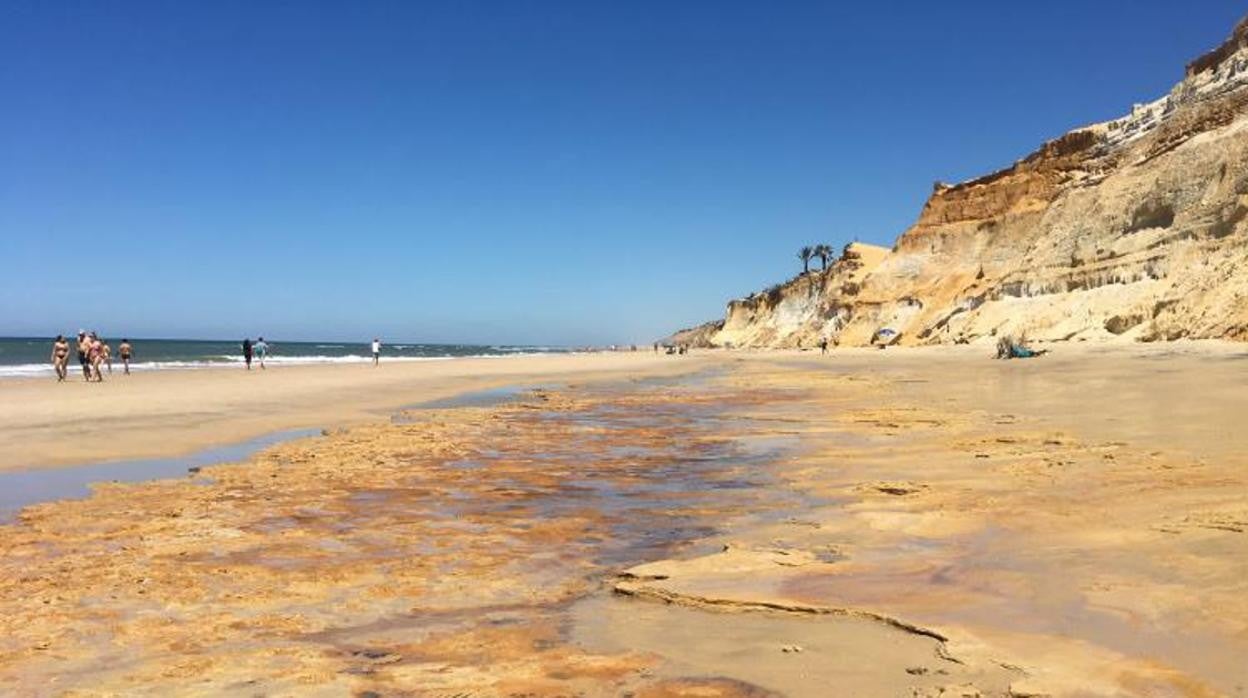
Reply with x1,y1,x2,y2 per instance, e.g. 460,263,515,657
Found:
241,337,270,370
51,332,132,382
48,335,383,380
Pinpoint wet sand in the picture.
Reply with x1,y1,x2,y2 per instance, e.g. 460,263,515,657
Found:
0,352,706,472
1,343,1246,696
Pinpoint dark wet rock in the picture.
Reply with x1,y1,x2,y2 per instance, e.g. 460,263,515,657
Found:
351,648,401,664
859,481,928,496
636,677,782,698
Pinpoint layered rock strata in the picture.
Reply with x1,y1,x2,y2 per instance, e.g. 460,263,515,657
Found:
683,15,1248,347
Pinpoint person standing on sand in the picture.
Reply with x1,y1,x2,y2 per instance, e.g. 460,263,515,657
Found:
119,339,132,375
51,335,70,382
76,332,92,381
88,334,105,382
820,339,828,355
254,337,269,370
371,338,381,366
242,338,253,370
102,340,113,374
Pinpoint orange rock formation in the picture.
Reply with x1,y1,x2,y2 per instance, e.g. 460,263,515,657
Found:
684,14,1248,348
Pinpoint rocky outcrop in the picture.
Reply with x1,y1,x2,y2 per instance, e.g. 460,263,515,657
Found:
710,242,889,349
1186,15,1248,78
683,14,1248,348
662,319,724,348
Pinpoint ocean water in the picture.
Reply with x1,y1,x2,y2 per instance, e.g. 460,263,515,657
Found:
0,337,569,378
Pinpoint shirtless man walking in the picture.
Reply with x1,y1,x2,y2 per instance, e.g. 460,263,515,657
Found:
119,339,133,375
51,335,70,382
76,332,93,381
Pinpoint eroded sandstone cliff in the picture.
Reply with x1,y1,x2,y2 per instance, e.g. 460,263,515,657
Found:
685,15,1248,348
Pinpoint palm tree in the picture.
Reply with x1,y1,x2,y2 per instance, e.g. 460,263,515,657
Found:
814,244,832,271
797,246,814,274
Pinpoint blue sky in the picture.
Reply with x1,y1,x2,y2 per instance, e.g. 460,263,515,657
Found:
2,1,1244,345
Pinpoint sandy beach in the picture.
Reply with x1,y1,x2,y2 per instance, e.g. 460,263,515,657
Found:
0,352,708,472
9,3,1248,695
2,344,1247,696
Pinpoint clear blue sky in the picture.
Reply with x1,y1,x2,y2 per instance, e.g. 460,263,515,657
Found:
2,1,1243,345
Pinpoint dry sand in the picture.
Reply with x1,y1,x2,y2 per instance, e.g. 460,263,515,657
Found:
1,343,1246,696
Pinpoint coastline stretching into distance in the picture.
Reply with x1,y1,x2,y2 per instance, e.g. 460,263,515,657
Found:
1,343,1246,695
0,337,576,379
4,8,1248,698
0,351,692,472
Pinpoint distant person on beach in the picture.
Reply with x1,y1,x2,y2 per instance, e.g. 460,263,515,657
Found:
88,334,105,382
119,339,132,375
820,339,828,355
254,337,268,369
76,332,92,381
102,340,113,374
371,338,381,366
51,335,70,382
242,338,253,370
653,342,658,354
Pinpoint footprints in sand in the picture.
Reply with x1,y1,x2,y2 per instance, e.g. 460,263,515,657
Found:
909,683,988,698
949,431,1145,482
1155,507,1248,534
944,427,1245,544
848,408,951,432
956,432,1088,457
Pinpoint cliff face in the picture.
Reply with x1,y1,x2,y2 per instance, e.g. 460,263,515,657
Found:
710,242,889,348
688,15,1248,348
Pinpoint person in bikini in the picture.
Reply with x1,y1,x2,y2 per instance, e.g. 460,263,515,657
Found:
119,339,132,375
88,334,105,382
51,335,70,382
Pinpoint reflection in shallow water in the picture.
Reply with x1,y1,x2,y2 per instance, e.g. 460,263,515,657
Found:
7,355,1248,694
0,367,834,695
454,396,808,569
0,428,321,522
273,379,823,696
399,384,539,411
